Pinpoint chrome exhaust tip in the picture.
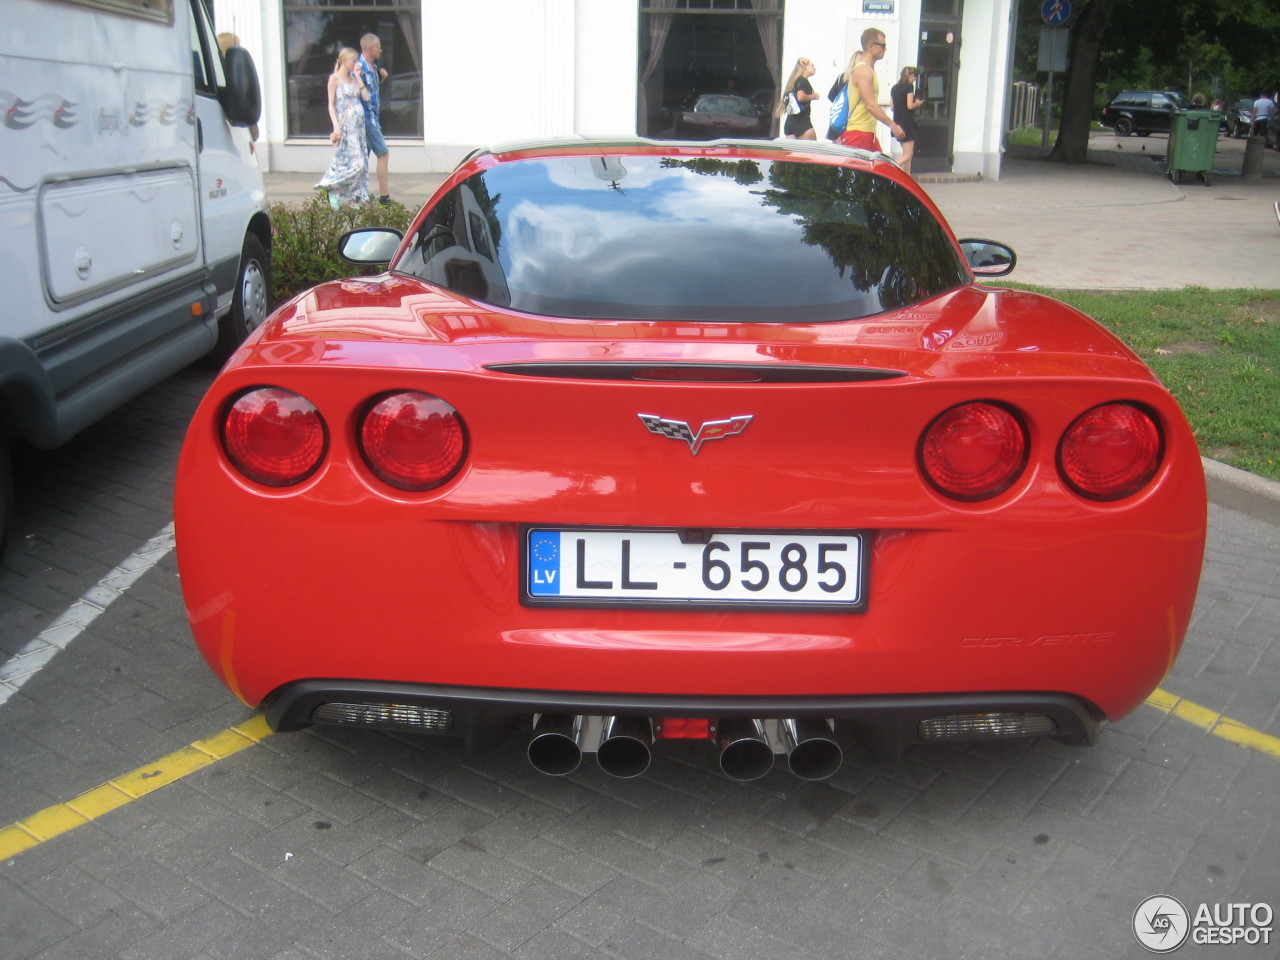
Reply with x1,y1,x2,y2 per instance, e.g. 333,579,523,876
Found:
783,718,843,780
527,714,585,776
717,718,774,781
596,716,652,778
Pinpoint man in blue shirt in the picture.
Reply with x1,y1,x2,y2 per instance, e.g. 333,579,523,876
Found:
358,33,391,204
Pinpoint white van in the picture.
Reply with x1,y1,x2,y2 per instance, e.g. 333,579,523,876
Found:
0,0,271,548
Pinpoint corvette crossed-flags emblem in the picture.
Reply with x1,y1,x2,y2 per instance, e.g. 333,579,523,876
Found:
638,413,753,455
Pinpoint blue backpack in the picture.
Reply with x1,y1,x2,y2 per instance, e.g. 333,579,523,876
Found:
827,80,850,140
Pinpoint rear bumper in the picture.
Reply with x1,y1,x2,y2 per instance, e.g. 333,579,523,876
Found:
261,678,1104,759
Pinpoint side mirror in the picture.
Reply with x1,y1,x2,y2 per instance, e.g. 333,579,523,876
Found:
958,238,1017,278
339,228,403,265
220,46,262,127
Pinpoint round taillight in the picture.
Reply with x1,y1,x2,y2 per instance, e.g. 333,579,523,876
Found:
222,387,327,486
1058,402,1162,501
359,391,467,490
920,401,1027,501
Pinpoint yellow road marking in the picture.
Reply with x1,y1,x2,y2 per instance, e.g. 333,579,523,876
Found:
1146,688,1280,760
0,715,272,861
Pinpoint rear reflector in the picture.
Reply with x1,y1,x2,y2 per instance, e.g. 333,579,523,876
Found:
312,702,453,732
919,713,1057,741
655,718,713,739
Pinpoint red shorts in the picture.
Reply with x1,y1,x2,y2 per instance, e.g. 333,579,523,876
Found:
838,129,881,152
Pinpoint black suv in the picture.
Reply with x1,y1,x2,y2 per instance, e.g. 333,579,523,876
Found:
1100,90,1191,136
1223,98,1255,138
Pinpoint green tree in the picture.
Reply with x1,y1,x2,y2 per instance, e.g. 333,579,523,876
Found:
1048,0,1118,163
1028,0,1280,163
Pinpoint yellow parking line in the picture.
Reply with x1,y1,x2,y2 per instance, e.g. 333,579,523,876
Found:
1146,687,1280,760
0,715,272,861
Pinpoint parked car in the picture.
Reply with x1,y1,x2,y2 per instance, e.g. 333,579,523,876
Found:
1100,90,1191,136
1223,98,1255,138
175,138,1207,782
674,93,767,140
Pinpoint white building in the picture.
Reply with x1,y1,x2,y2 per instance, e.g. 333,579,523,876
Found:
213,0,1015,180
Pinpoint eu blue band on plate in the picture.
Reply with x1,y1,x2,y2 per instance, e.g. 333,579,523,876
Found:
528,531,562,595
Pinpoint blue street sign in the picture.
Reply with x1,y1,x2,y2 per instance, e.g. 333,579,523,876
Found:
1042,0,1071,25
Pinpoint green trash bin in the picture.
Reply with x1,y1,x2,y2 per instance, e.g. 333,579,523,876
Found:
1167,109,1221,185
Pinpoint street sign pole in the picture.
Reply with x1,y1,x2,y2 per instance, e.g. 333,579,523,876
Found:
1038,0,1072,147
1043,62,1055,147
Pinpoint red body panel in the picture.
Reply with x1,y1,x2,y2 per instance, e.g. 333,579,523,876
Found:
177,300,1204,715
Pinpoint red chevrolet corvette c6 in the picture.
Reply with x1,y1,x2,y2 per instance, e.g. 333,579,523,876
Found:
175,139,1206,781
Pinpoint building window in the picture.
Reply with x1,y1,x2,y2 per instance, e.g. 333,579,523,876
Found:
283,0,422,139
638,0,783,140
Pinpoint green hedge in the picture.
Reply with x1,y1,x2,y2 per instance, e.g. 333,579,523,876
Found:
269,197,414,307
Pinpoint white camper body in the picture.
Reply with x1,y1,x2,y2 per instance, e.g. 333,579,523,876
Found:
0,0,271,543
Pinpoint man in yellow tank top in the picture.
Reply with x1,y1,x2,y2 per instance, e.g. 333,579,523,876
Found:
838,28,904,152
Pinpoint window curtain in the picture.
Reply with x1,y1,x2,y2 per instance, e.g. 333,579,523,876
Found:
753,0,781,96
396,10,422,77
638,0,677,134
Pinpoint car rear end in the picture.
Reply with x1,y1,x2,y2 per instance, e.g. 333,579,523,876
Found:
175,141,1206,776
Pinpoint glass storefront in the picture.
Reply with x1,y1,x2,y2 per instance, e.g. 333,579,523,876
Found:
283,0,422,138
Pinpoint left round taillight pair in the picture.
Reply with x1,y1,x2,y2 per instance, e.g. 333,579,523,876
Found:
221,388,466,490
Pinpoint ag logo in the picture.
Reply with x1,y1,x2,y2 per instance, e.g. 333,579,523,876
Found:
1133,895,1190,953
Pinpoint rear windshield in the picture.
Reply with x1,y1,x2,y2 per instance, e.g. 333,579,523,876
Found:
393,154,968,323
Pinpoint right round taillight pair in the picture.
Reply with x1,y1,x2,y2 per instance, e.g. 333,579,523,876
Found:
221,388,466,491
920,401,1162,502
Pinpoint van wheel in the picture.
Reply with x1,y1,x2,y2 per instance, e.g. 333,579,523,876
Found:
212,233,271,363
1114,117,1132,137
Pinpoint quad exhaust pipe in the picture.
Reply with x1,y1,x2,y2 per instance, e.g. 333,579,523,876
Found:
528,715,841,781
527,714,587,776
596,716,653,778
718,719,775,781
781,718,843,781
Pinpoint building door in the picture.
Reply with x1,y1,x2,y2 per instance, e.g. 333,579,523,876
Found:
638,0,783,141
915,0,963,173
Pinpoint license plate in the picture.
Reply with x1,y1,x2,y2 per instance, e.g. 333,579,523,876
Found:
523,528,865,610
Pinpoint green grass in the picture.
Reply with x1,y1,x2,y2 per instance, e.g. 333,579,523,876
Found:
1008,125,1050,146
1003,285,1280,481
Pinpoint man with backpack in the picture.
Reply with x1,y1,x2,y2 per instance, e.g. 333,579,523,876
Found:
829,28,904,152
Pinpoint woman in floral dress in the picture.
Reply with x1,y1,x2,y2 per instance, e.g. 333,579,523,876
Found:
315,48,370,207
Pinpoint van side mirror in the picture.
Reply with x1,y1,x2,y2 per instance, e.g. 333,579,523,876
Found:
957,238,1017,277
221,47,262,127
